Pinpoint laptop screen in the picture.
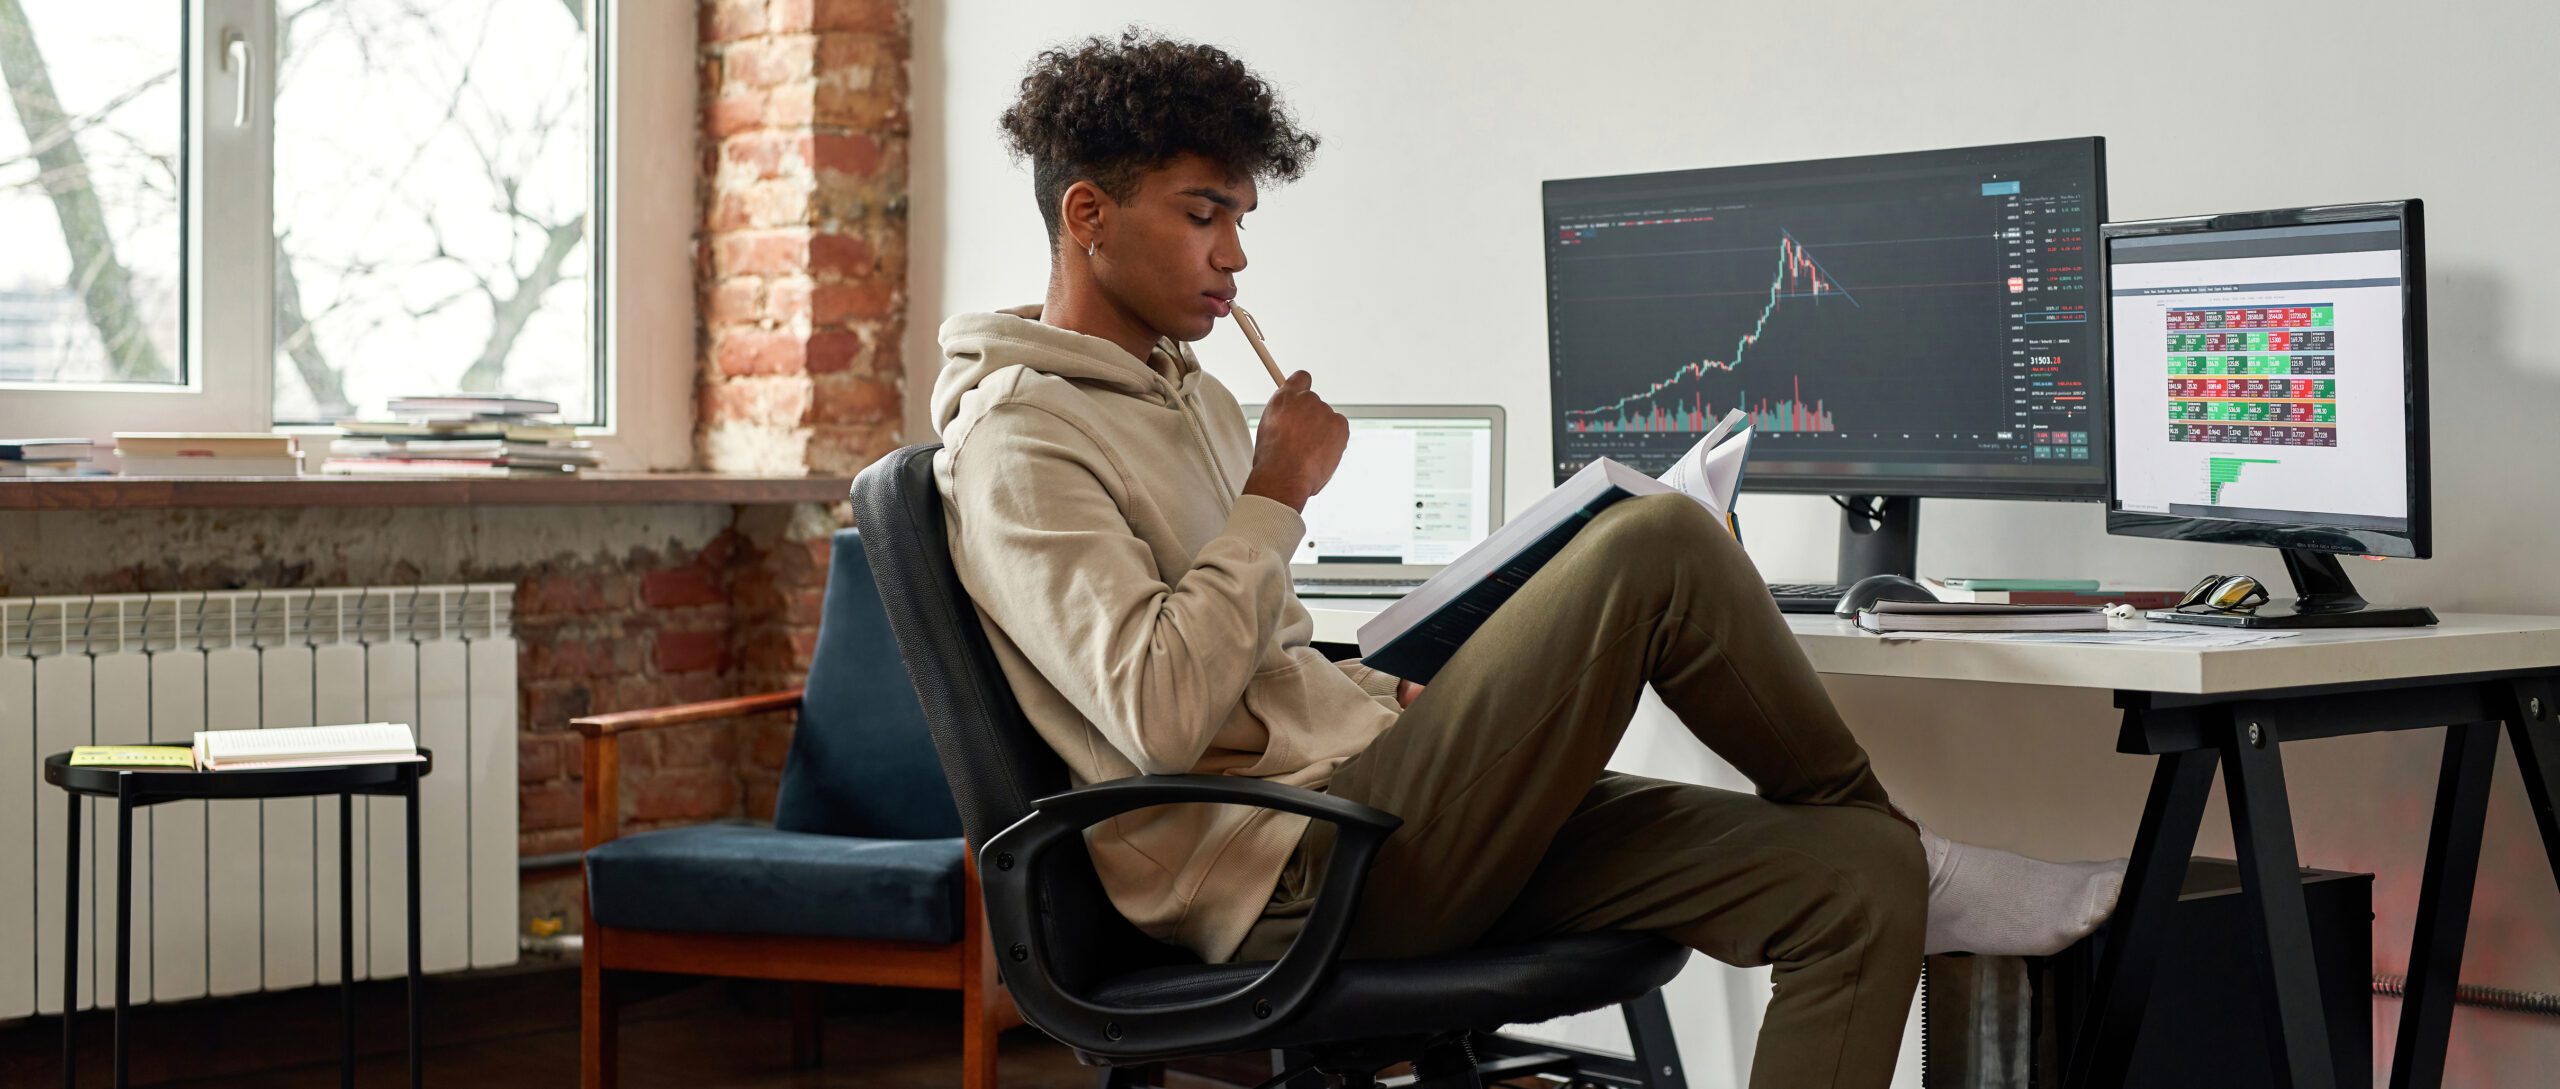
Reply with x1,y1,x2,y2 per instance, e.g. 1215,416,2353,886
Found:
1248,413,1499,568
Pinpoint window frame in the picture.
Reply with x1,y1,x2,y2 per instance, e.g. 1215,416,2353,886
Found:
0,1,693,471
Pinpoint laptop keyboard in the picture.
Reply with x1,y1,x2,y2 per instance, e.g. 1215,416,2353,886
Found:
1294,577,1426,597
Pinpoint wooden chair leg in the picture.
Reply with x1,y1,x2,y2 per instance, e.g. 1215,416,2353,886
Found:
790,982,824,1069
962,970,1000,1089
582,921,617,1089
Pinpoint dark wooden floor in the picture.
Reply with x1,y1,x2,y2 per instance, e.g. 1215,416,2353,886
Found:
0,966,1127,1088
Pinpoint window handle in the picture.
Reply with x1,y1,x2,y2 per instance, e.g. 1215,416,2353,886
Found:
221,30,252,129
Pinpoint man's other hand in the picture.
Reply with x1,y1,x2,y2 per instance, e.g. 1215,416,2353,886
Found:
1396,679,1424,708
1242,371,1348,513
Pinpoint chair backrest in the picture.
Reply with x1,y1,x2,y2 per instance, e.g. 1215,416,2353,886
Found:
852,444,1186,987
770,527,963,841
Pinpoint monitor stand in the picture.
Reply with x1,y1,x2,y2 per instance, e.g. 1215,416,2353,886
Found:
2153,548,2438,629
1836,495,1920,583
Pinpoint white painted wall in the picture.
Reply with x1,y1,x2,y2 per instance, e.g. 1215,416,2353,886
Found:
912,1,2560,1083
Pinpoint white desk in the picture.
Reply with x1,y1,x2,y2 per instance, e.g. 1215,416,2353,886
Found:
1307,602,2560,696
1302,600,2560,1089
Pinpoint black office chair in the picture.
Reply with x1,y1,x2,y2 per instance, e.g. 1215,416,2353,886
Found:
853,444,1695,1089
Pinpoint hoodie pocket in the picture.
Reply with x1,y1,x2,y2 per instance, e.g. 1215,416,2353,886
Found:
1233,655,1317,778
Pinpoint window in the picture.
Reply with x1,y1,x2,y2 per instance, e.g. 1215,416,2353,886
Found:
270,0,596,424
0,0,676,454
0,0,185,387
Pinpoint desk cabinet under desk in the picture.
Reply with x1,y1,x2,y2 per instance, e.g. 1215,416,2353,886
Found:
1303,604,2560,1089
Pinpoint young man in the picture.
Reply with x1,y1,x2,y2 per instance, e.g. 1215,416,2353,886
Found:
931,31,2124,1089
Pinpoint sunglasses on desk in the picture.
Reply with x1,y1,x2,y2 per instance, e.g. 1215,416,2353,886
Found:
2176,573,2271,613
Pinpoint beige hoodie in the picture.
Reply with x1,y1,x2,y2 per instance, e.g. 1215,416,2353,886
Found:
930,307,1405,964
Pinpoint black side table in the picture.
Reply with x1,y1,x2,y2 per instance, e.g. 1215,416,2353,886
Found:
43,751,432,1089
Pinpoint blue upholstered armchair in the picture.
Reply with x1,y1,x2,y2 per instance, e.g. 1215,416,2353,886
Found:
574,528,1018,1089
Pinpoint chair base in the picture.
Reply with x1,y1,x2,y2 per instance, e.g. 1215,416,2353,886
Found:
1092,990,1689,1089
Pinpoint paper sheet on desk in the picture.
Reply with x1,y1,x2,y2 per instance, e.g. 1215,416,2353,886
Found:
1871,629,2304,647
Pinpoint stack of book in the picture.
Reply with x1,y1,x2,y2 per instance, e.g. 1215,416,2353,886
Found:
326,395,597,477
114,432,303,476
0,437,95,477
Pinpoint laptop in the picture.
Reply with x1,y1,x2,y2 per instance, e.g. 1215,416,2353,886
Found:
1240,404,1506,598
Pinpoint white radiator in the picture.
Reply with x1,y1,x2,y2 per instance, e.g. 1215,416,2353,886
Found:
1,585,518,1019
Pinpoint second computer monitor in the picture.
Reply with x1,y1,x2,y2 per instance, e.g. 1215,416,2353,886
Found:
1542,138,2110,499
2104,201,2430,560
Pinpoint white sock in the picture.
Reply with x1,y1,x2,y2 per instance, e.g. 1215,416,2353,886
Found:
1916,822,2127,956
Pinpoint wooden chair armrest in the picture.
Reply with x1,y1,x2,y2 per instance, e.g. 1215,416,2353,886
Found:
572,689,804,737
576,688,804,851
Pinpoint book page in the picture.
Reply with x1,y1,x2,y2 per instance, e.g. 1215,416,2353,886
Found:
197,722,415,760
1654,410,1751,519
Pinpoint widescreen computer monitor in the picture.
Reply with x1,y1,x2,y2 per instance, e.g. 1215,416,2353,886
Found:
2103,200,2434,627
1541,138,2109,581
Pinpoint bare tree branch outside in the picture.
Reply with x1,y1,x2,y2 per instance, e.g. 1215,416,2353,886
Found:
0,1,594,423
272,0,594,422
0,0,179,385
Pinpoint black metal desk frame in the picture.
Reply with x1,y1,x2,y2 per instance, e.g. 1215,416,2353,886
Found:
42,751,432,1089
2064,671,2560,1089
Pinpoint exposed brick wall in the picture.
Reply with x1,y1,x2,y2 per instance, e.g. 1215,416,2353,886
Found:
723,504,842,821
697,0,911,478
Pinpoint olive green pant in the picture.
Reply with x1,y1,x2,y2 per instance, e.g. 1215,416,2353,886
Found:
1237,494,1924,1089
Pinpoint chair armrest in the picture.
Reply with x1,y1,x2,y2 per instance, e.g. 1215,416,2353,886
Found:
571,688,804,737
978,774,1403,1059
574,688,804,850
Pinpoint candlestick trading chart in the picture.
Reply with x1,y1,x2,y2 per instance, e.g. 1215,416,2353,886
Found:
1543,140,2109,493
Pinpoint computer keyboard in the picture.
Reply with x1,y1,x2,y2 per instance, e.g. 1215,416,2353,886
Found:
1766,582,1855,614
1293,577,1427,598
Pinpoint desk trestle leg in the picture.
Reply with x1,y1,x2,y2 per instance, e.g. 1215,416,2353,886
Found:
2388,719,2498,1089
2064,745,2214,1089
2221,710,2340,1089
2505,678,2560,900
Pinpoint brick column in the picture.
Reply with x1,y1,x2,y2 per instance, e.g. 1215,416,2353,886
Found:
697,0,909,477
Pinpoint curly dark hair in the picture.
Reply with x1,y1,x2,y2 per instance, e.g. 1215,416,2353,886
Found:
1000,30,1319,242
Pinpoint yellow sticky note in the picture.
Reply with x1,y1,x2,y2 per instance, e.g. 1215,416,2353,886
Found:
70,745,198,769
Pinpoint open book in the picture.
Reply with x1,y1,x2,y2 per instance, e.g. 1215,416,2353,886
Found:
193,722,422,772
1355,410,1754,683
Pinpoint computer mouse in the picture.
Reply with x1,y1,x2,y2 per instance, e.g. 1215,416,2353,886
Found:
1833,574,1939,617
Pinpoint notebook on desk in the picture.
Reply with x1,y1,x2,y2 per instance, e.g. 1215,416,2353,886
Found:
1243,405,1507,598
1854,600,2109,633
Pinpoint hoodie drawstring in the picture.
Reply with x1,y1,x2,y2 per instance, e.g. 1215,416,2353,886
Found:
1167,379,1237,513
